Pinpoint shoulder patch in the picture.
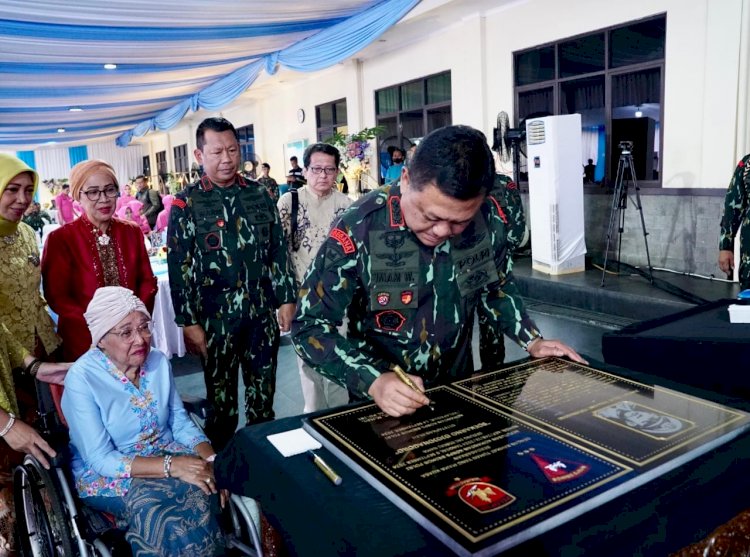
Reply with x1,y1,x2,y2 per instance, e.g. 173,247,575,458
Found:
200,175,213,191
172,198,187,210
388,195,404,227
487,195,508,224
330,228,356,255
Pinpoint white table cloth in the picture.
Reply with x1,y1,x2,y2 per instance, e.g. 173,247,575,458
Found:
150,257,186,358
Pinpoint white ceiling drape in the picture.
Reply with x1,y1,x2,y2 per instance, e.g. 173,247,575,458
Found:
0,0,420,149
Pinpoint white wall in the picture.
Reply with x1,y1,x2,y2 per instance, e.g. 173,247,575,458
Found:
483,0,744,189
128,0,748,191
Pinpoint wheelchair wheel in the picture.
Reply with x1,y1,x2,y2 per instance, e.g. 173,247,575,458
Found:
13,455,74,557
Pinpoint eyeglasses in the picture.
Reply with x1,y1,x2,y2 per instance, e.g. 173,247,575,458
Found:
82,185,119,201
106,321,153,344
308,167,338,176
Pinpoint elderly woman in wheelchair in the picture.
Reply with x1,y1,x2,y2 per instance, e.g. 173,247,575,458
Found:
60,286,226,556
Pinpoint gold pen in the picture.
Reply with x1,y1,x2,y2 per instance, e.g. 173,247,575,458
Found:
308,450,343,486
392,365,435,410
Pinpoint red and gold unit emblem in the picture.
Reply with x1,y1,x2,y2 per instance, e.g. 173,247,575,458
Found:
400,290,413,305
531,454,590,484
377,292,390,306
446,477,515,514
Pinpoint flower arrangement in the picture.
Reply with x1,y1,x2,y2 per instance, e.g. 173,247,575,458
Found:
326,126,384,192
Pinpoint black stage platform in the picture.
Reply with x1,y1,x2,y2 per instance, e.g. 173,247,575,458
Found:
512,255,739,322
602,299,750,398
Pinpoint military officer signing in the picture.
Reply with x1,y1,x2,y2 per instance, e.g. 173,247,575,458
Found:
292,125,585,418
168,117,296,450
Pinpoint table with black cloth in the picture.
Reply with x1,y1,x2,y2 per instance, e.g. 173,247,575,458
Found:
603,298,750,398
214,358,750,556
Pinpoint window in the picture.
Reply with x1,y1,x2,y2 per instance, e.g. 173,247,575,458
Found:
375,71,452,182
142,155,151,180
173,144,189,177
236,124,255,167
155,151,167,179
513,15,665,185
316,99,348,142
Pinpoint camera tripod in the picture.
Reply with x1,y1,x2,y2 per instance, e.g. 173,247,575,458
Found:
600,145,653,286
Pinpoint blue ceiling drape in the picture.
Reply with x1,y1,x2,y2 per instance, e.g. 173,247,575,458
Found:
0,0,420,148
116,0,419,146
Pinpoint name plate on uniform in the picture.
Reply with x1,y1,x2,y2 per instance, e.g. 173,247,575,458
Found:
302,358,750,557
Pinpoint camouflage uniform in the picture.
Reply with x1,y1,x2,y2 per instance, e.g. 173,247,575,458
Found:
257,176,279,203
720,154,750,289
167,174,296,449
292,183,541,400
22,210,53,234
476,174,526,370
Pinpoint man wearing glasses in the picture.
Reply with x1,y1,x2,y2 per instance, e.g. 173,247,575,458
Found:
277,143,352,412
167,117,296,451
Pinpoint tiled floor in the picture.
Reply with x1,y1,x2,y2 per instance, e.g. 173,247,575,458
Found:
173,307,612,427
173,335,304,427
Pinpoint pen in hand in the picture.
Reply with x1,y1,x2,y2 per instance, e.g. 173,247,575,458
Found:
392,365,435,411
308,450,342,486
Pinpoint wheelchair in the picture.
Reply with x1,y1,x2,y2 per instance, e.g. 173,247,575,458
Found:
13,384,264,556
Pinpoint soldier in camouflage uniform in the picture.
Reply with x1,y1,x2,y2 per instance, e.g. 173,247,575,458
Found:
475,173,526,370
22,201,53,234
292,126,584,417
168,117,297,450
719,154,750,289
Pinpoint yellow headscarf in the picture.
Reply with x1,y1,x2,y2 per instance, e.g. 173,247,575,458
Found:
0,153,39,237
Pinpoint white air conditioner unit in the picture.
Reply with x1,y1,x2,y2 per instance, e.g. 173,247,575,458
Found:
526,114,587,275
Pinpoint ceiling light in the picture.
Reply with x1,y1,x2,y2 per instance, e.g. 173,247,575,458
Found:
69,107,83,112
57,128,65,133
103,63,117,70
634,105,643,118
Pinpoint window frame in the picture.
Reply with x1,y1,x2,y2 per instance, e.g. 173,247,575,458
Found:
236,124,256,167
374,71,452,183
316,98,348,142
173,143,189,177
513,14,665,188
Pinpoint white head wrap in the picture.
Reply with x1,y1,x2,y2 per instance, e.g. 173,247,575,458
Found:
84,286,151,347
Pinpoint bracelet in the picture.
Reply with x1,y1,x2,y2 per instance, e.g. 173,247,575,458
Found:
24,358,40,377
29,360,42,378
163,454,173,478
0,413,15,437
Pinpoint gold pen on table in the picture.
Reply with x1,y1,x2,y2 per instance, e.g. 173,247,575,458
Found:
308,450,342,486
392,365,435,410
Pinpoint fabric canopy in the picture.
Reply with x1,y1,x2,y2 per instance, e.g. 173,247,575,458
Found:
0,0,420,148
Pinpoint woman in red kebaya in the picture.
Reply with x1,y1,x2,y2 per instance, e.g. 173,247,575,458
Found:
42,159,157,361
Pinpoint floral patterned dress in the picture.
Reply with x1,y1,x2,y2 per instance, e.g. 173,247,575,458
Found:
0,222,60,356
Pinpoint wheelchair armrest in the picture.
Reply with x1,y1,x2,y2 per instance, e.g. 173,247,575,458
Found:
181,395,213,421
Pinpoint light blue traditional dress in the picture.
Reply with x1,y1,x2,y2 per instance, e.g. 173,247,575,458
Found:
62,348,224,556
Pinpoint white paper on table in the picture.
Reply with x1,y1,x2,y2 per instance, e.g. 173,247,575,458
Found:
267,428,321,457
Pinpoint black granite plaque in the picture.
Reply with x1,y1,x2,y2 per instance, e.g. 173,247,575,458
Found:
452,358,750,466
303,359,750,556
